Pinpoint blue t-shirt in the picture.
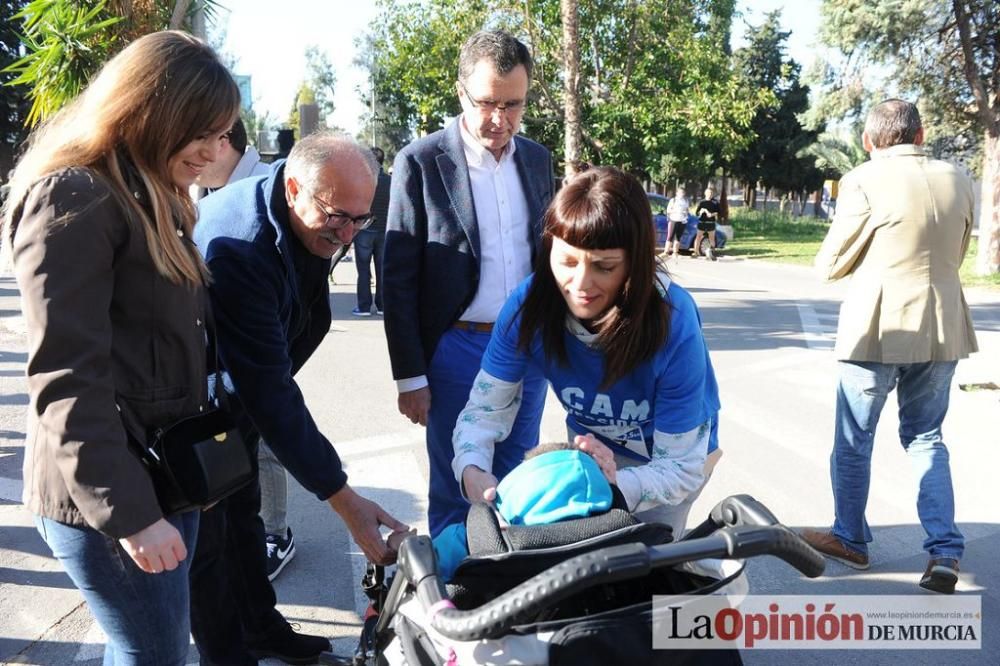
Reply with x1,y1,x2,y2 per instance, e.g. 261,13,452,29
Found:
482,277,720,460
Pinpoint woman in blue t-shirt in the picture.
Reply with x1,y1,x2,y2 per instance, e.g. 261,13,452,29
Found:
451,166,721,535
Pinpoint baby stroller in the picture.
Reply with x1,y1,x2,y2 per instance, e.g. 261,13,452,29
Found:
321,494,824,666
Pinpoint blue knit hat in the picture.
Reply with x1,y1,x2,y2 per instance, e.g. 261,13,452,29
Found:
496,449,612,525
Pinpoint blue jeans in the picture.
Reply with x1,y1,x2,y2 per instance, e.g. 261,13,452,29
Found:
353,228,384,312
831,360,963,559
426,327,547,537
36,511,199,665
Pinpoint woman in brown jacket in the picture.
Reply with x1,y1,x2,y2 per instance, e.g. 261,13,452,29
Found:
2,31,238,664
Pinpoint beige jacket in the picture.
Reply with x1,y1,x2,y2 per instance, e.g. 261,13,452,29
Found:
815,144,978,363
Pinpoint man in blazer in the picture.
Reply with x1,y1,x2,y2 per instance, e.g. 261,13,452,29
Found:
804,99,978,594
383,30,554,537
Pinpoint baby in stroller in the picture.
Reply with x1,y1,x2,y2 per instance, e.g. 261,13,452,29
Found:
431,440,623,582
322,440,824,666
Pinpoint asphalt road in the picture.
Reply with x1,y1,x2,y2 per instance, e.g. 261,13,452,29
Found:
1,255,998,665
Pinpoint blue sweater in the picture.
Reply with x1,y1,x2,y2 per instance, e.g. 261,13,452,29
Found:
194,162,347,499
483,277,720,459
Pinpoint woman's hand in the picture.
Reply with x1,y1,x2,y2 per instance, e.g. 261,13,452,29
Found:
574,433,617,484
119,518,187,574
461,465,499,504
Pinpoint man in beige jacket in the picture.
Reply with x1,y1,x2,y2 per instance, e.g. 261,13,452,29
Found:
802,99,977,594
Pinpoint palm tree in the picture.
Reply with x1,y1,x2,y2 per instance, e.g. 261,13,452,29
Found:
798,129,867,180
561,0,581,177
5,0,221,127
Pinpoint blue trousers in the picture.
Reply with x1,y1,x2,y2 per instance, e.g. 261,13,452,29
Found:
831,360,964,559
36,511,199,666
353,228,384,312
425,327,547,537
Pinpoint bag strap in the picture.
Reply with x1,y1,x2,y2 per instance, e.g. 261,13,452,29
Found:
115,397,161,465
202,297,230,411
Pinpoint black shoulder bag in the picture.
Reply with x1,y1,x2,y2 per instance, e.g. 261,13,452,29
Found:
119,305,253,515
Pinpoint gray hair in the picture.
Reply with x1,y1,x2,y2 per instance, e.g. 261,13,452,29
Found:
864,99,922,149
458,30,533,84
284,131,378,190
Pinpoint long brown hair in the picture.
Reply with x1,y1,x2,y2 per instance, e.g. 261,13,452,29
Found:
517,166,669,388
2,30,239,285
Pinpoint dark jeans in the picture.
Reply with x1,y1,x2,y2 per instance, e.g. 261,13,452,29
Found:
190,435,283,665
37,511,199,666
353,228,384,312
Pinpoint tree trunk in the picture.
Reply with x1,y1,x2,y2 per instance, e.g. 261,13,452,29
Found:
813,189,823,218
170,0,192,29
975,130,1000,275
561,0,582,178
719,170,729,222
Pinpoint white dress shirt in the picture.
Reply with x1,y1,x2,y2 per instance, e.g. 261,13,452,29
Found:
457,116,533,322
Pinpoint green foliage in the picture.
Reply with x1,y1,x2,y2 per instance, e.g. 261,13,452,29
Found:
730,11,823,197
798,129,867,180
725,208,828,265
3,0,226,128
814,0,997,164
304,45,336,123
356,0,770,180
4,0,122,127
1,0,31,176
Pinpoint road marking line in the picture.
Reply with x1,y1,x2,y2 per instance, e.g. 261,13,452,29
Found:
796,301,835,350
0,475,22,503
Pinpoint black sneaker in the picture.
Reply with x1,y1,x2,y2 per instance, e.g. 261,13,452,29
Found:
246,619,331,665
266,527,296,582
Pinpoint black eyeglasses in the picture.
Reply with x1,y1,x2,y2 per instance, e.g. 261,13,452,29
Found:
459,80,525,115
308,193,374,231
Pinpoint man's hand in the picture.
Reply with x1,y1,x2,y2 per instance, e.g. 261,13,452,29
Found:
461,465,499,504
119,518,187,574
328,484,410,565
575,433,617,484
398,387,431,426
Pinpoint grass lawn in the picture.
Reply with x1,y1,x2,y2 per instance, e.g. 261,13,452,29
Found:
725,208,1000,290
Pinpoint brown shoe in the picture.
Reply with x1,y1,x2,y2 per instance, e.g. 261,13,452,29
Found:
800,529,870,570
919,558,959,594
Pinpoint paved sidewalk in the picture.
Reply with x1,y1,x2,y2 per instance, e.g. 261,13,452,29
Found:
1,257,997,665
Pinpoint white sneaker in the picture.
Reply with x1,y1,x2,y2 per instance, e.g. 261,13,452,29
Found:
265,528,296,581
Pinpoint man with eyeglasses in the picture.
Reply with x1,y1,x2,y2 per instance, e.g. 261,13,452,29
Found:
191,132,409,665
383,30,553,538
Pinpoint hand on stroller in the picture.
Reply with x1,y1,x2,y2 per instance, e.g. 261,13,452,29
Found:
328,484,410,565
574,434,617,484
462,465,499,504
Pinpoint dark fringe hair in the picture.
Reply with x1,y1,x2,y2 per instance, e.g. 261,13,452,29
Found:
516,166,669,388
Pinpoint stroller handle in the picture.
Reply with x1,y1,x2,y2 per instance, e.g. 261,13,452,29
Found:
398,524,825,642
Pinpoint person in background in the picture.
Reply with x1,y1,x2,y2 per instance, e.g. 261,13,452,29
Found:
803,99,977,595
694,186,719,261
190,117,267,200
352,146,390,316
665,186,689,257
454,166,722,539
3,31,238,664
382,30,554,537
191,132,409,665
